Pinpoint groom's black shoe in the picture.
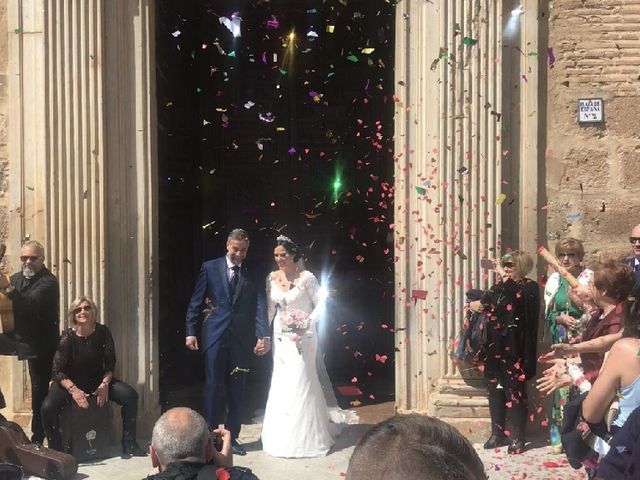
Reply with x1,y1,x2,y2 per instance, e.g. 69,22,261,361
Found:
232,439,247,456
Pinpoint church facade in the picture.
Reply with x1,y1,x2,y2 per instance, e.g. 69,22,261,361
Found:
0,0,639,437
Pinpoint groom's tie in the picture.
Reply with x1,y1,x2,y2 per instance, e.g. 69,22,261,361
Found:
229,265,240,297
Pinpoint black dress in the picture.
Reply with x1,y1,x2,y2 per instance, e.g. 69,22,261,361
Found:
482,277,540,443
51,324,116,393
41,323,139,452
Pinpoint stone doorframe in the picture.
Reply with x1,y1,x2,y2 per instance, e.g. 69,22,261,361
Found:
393,0,539,433
2,0,159,433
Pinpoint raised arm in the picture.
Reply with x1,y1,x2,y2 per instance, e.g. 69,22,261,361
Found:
552,331,623,356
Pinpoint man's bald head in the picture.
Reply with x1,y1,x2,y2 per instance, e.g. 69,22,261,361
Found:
150,407,210,470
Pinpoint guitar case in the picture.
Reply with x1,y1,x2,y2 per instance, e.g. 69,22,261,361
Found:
0,414,77,479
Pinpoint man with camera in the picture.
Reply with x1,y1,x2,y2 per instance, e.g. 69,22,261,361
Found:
145,407,258,480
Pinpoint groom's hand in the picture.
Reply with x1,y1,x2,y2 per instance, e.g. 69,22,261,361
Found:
253,338,271,356
185,336,199,351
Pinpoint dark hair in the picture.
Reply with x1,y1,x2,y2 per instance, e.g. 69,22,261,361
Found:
593,260,635,303
228,228,249,242
623,299,640,339
276,236,301,262
346,414,486,480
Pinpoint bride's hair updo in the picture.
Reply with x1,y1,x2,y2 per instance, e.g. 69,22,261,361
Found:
276,235,301,262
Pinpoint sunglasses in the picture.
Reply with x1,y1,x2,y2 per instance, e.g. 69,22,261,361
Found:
557,252,577,258
20,255,40,262
501,261,515,268
74,305,93,314
630,237,640,244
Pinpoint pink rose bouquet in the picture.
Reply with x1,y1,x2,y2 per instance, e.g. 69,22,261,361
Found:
280,308,310,354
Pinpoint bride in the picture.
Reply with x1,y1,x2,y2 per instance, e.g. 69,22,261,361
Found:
261,235,357,458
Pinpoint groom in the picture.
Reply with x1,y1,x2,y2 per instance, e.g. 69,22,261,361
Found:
185,228,270,456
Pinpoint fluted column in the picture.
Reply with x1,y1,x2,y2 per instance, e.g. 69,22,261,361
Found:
6,0,159,432
394,0,505,424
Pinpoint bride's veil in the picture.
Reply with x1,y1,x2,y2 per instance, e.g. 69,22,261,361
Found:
310,263,359,426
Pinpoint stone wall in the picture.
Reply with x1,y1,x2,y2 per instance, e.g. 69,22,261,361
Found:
0,2,8,250
545,0,640,262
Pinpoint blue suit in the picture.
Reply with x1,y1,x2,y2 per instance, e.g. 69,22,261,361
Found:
624,257,640,300
185,256,268,437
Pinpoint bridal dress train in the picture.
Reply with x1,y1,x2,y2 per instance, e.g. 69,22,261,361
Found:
261,271,357,458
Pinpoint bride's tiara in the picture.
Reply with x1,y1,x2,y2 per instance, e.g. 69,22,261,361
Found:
276,234,295,245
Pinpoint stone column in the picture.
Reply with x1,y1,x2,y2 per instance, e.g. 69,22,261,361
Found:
394,0,538,435
5,0,159,433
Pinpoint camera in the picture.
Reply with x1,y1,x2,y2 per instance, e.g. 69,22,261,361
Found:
211,431,223,452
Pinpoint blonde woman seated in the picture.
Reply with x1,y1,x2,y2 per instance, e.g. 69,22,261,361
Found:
41,296,146,458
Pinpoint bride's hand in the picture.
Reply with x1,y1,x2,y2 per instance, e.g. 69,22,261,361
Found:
253,338,271,356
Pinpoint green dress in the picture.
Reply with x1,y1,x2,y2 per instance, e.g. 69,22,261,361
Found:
546,276,583,448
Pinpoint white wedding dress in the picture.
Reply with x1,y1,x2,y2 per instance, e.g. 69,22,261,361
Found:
261,270,357,458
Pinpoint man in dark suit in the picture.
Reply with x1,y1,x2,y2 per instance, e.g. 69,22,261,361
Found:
185,229,269,456
0,240,59,444
626,223,640,298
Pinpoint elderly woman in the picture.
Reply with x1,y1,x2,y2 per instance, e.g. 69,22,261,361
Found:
538,261,634,403
543,237,592,453
469,251,540,454
41,296,145,458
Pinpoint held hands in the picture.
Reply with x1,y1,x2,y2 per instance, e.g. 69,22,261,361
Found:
253,338,271,356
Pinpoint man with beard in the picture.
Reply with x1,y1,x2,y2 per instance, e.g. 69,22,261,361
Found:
0,240,59,444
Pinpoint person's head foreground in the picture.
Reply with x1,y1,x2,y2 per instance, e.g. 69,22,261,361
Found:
346,414,486,480
150,407,210,471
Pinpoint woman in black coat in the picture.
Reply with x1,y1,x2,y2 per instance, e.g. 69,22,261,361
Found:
469,251,540,454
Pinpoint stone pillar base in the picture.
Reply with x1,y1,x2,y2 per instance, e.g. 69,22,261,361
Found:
432,376,490,442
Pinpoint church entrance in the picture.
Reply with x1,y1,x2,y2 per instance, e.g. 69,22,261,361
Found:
155,0,396,416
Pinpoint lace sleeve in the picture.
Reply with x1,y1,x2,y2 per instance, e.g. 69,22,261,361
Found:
304,272,324,323
51,330,71,384
266,273,276,326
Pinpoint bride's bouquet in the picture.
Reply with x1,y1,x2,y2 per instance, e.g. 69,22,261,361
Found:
280,308,310,355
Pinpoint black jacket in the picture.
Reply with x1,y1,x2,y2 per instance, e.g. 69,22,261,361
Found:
7,267,59,355
485,278,540,379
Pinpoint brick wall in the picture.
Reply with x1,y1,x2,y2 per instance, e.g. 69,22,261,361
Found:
545,0,640,263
